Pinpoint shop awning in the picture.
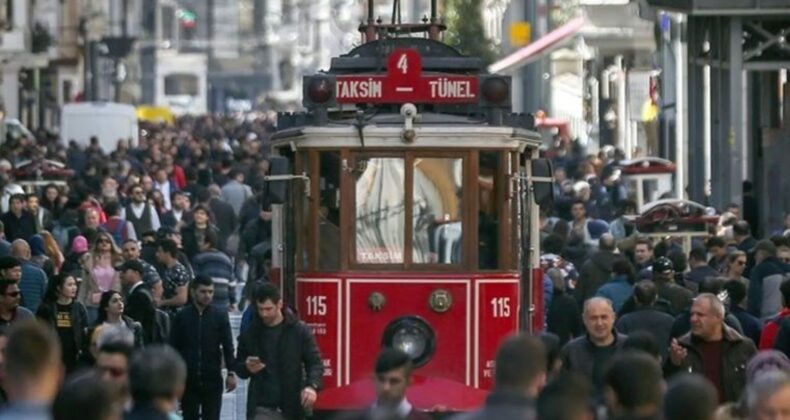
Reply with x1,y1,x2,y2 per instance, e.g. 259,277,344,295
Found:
488,17,586,74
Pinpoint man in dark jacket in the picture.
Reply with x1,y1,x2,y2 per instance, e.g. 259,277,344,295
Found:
665,293,756,403
546,268,582,346
561,297,626,391
576,234,617,306
723,279,762,346
119,260,167,345
0,194,36,242
170,275,236,420
235,283,323,419
748,240,790,320
615,280,675,359
652,257,693,316
455,335,546,420
685,247,719,292
126,346,186,420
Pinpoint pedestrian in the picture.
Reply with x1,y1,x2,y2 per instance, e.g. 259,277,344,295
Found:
615,280,675,360
671,277,744,338
621,331,662,362
94,291,144,348
651,257,693,316
707,236,729,273
191,230,235,312
665,293,757,402
221,170,253,217
662,373,719,420
0,194,36,242
0,222,10,258
117,260,167,345
155,239,190,314
201,187,236,253
761,279,790,349
9,240,47,312
632,237,655,273
119,239,162,297
603,351,663,420
235,283,323,420
723,279,762,346
0,320,62,420
52,371,124,420
595,257,636,313
747,240,790,320
744,371,790,420
546,268,582,346
536,372,595,420
125,345,187,420
723,251,749,285
561,297,626,391
181,205,221,260
576,234,617,307
27,193,52,233
0,256,20,283
0,280,33,333
94,329,135,406
455,334,546,420
348,349,431,420
161,191,192,230
27,234,55,279
102,201,137,244
170,275,236,420
685,247,720,290
123,185,161,240
35,273,89,373
76,231,123,323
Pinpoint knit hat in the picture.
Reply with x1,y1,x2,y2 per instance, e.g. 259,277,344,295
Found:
746,350,790,384
71,236,89,254
0,256,20,270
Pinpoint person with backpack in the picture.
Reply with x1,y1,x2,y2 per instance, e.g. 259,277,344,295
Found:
102,201,136,245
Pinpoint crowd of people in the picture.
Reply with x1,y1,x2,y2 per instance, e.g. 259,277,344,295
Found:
0,117,788,420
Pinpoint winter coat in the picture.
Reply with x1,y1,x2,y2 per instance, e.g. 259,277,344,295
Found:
595,276,633,313
576,250,617,306
235,309,323,419
747,257,790,320
664,325,756,402
561,332,627,390
615,306,675,358
654,279,693,316
546,290,582,346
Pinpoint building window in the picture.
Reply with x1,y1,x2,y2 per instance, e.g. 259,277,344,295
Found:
164,74,199,96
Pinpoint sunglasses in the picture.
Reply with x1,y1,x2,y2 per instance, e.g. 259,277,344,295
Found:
98,239,111,244
4,291,20,298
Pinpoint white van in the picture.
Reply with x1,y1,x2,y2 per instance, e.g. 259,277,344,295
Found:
61,102,139,153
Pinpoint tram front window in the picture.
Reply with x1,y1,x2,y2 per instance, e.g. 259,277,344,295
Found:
355,157,405,264
413,157,463,264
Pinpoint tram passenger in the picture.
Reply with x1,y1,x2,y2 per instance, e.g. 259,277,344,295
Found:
235,283,323,420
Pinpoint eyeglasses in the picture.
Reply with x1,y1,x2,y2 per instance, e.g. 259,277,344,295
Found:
98,239,111,244
4,291,20,298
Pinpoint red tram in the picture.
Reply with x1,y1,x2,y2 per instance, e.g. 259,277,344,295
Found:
265,1,552,412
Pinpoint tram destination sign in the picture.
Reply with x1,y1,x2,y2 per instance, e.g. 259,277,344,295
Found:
334,49,479,104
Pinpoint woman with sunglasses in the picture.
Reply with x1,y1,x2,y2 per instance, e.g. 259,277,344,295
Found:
94,290,143,348
725,251,750,286
76,231,123,323
36,273,89,373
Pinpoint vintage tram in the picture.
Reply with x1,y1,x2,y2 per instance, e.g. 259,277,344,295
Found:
265,1,552,412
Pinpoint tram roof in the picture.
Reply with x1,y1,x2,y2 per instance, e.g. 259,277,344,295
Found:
271,112,541,151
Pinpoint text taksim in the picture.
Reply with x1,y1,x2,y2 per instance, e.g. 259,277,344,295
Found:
336,78,383,99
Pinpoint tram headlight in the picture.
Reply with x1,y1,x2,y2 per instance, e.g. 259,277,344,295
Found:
382,316,436,367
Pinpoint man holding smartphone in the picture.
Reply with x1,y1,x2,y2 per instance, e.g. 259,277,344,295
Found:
235,283,323,419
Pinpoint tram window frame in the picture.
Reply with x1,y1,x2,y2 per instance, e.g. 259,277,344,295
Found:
294,151,311,271
317,151,342,270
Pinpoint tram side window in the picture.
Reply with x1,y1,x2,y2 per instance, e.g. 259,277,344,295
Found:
413,158,463,264
355,158,405,264
318,152,341,270
479,152,500,269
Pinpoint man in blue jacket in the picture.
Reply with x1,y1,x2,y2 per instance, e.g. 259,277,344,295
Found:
169,275,236,420
748,240,790,320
